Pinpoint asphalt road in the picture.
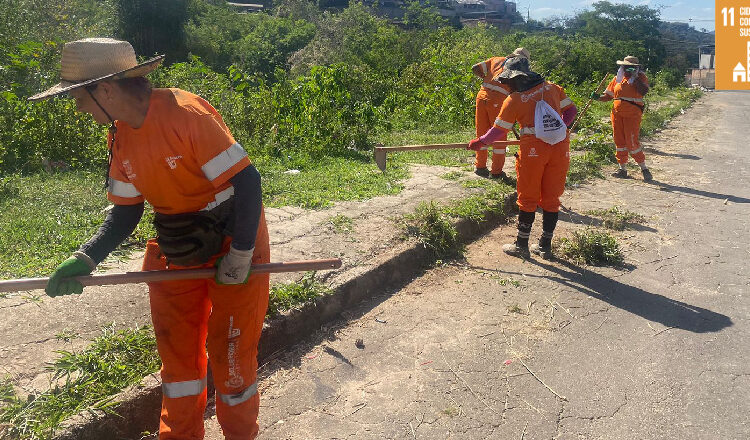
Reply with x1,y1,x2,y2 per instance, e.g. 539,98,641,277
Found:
200,91,750,440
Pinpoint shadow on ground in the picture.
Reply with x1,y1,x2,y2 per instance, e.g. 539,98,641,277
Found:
529,259,733,333
558,206,658,233
644,147,701,161
467,259,732,334
647,180,750,204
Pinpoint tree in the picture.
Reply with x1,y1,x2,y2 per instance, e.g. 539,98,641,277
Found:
566,1,664,69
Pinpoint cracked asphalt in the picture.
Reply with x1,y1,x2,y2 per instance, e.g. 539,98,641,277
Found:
202,91,749,439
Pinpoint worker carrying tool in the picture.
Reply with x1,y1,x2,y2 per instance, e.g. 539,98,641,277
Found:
471,47,530,180
29,38,268,440
468,56,577,260
591,55,653,182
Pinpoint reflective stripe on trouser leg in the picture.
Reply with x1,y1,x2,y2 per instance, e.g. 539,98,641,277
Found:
209,212,270,440
490,132,507,176
144,240,212,440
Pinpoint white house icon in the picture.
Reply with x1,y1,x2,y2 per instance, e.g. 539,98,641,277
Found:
733,62,746,82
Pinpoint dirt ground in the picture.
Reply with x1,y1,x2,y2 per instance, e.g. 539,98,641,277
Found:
197,90,749,439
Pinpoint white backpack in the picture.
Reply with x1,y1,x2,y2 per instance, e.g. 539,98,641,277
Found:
533,86,567,145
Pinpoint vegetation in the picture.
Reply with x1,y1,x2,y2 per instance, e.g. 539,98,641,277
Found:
401,201,463,259
0,326,160,440
555,228,625,266
585,206,646,231
267,271,332,317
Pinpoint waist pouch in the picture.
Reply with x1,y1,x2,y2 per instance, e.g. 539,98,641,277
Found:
615,98,644,113
154,198,234,266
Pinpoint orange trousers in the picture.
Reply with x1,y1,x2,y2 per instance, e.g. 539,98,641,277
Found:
475,95,507,174
144,210,270,440
611,113,646,165
515,137,570,213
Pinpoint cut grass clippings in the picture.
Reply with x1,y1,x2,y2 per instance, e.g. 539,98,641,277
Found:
586,206,646,231
0,325,160,440
555,228,624,267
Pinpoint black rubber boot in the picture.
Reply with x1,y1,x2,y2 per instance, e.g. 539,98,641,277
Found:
531,210,558,260
503,210,534,258
474,167,490,177
611,168,627,178
641,168,653,182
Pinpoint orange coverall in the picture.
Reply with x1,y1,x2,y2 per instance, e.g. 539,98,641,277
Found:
493,82,575,213
474,57,512,174
108,88,269,439
605,72,649,165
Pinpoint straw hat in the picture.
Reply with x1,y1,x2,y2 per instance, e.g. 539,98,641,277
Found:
29,38,164,101
511,47,530,60
616,55,641,67
495,56,541,81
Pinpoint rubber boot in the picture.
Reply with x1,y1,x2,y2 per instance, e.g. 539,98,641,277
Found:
503,210,534,258
531,210,558,260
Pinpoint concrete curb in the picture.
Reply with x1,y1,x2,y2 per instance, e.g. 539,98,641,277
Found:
53,192,518,440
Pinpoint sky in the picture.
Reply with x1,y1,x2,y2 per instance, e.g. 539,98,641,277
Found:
514,0,715,32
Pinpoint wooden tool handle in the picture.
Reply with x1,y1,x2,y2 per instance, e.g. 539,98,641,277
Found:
0,259,343,293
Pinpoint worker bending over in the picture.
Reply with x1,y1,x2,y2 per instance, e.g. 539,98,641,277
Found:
471,47,530,180
30,38,269,440
591,55,652,182
468,57,577,259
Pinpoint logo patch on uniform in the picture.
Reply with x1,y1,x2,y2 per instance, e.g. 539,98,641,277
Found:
123,160,136,180
166,155,183,169
528,147,538,157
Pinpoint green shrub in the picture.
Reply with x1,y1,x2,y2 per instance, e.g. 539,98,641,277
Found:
268,271,332,317
402,201,463,259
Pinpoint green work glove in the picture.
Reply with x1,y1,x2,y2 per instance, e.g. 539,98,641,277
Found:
46,253,95,297
590,91,600,100
215,245,254,285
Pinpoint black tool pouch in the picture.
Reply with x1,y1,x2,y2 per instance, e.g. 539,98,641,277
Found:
154,198,234,266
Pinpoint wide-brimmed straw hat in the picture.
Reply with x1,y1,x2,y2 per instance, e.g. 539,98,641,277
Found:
494,56,541,82
511,47,530,60
616,56,641,67
29,38,164,101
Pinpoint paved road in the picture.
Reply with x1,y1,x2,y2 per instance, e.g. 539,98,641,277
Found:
201,91,748,439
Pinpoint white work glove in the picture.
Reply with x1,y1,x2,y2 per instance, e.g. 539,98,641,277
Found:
215,245,254,285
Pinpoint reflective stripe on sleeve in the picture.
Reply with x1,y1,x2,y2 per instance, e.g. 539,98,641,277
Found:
201,186,235,211
202,143,247,181
481,62,488,76
605,90,614,96
162,376,207,399
108,178,141,198
560,97,573,108
218,381,258,407
494,119,513,130
520,127,536,136
482,83,510,94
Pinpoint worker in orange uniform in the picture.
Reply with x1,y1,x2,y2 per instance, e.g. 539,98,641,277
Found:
471,47,530,180
468,57,577,259
591,55,652,181
30,38,269,440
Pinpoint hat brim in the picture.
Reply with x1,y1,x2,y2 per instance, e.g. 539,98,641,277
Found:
28,55,165,102
494,69,540,82
616,60,640,66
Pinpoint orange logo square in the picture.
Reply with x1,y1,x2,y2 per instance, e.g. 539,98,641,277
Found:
716,0,750,89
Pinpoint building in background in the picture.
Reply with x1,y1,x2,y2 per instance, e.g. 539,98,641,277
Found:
687,44,715,89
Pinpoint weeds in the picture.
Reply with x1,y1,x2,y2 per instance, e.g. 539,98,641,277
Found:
402,201,463,259
267,271,332,318
0,325,160,440
53,330,79,343
586,206,645,230
327,214,355,234
555,228,624,266
441,171,464,181
507,304,523,314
